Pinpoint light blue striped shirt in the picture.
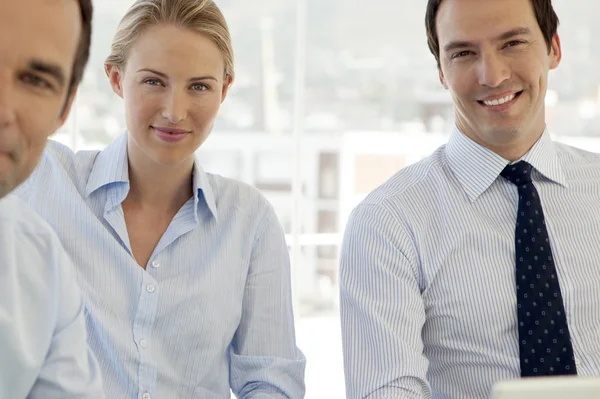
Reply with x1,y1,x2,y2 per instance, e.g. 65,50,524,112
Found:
15,133,306,399
0,195,104,399
340,127,600,399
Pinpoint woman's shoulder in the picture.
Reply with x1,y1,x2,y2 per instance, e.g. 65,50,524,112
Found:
204,172,273,215
43,140,101,179
14,140,101,201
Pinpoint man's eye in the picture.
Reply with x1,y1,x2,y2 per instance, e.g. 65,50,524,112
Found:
452,51,473,59
21,73,52,89
505,40,525,48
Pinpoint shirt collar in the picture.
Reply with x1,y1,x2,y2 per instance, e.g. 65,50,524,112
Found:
85,132,218,220
85,133,129,198
192,159,218,221
520,129,566,188
446,125,566,202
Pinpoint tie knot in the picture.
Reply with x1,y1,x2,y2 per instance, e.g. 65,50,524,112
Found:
501,161,533,185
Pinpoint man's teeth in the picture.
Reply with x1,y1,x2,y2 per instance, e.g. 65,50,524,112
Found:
483,93,517,106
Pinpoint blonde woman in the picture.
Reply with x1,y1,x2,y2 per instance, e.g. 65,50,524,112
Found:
15,0,306,397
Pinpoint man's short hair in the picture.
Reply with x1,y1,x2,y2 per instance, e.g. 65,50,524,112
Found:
65,0,93,108
425,0,559,68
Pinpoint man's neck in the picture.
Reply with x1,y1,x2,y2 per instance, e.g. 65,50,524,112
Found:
455,123,546,162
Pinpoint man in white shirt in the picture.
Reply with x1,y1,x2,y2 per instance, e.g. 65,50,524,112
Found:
340,0,600,398
0,0,103,397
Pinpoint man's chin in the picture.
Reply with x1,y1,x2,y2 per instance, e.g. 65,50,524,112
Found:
0,180,13,199
477,116,525,137
0,158,39,198
487,125,522,138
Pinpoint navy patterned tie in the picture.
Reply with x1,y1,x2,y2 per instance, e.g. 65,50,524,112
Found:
501,161,577,377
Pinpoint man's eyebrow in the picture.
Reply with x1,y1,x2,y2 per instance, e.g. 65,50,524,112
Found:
443,40,474,53
443,27,533,53
496,27,533,41
28,59,66,88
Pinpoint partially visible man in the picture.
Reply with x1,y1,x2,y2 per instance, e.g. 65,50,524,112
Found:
0,0,103,397
340,0,600,398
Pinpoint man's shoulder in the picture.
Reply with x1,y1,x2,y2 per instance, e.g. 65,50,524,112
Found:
555,140,600,163
554,141,600,178
0,194,56,237
0,195,65,281
359,146,448,210
0,194,72,294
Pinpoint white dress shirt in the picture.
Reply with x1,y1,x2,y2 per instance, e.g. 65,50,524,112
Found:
15,134,306,398
0,194,103,399
340,127,600,399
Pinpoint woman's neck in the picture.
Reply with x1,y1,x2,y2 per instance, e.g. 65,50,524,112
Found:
124,142,194,213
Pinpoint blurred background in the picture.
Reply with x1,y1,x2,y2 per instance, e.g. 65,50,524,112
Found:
55,1,600,397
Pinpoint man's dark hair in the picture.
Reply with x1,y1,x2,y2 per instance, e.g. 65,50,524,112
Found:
425,0,559,68
62,0,93,114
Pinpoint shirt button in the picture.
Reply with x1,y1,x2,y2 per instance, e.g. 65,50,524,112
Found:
146,284,155,293
151,260,160,268
142,393,151,399
139,339,148,348
575,359,581,366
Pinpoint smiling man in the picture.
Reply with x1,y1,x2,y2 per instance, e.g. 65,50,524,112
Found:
340,0,600,398
0,0,103,397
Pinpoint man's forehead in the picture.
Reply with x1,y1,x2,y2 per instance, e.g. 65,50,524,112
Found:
0,0,80,19
437,0,537,46
0,0,81,69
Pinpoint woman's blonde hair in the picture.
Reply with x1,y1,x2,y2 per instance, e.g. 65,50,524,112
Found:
105,0,234,79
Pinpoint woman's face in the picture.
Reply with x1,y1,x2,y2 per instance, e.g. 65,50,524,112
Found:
107,23,232,167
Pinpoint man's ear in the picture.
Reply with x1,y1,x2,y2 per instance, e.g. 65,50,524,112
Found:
549,33,562,70
58,87,78,126
439,68,448,90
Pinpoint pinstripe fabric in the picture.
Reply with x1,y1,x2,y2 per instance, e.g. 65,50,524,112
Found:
14,133,306,399
340,126,600,399
0,195,104,399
